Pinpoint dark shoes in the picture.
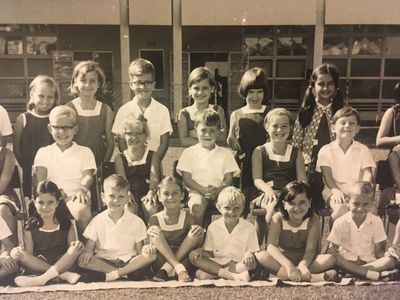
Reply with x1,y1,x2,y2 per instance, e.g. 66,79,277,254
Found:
153,269,169,282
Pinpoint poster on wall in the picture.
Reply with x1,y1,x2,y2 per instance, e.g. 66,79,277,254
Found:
26,36,57,55
53,50,73,81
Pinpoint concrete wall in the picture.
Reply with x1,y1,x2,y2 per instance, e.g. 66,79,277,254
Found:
129,0,171,25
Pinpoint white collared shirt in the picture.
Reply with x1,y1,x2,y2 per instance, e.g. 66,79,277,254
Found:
327,212,387,263
83,210,147,262
33,142,96,197
112,97,173,152
177,143,240,187
204,218,259,264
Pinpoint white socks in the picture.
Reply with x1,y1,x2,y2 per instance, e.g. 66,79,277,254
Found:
59,271,81,284
218,267,250,282
105,270,120,282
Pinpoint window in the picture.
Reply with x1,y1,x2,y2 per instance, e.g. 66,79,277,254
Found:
140,49,164,89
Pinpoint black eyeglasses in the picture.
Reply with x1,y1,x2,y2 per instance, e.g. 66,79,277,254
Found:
49,125,75,131
130,80,154,87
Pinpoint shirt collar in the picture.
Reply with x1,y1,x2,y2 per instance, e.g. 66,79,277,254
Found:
28,110,50,118
344,211,373,226
282,217,309,232
316,101,332,111
195,143,221,153
53,141,77,153
331,139,359,150
241,105,267,114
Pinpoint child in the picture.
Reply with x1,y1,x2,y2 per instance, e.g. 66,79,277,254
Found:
0,216,18,284
66,61,114,166
14,75,59,198
114,115,161,222
78,174,156,282
178,67,227,147
255,181,337,282
0,145,19,246
292,63,344,212
316,107,375,221
327,181,398,280
34,105,96,231
112,58,172,160
0,105,13,149
147,176,204,282
176,110,240,226
189,187,259,281
11,180,85,287
227,67,269,217
251,108,307,243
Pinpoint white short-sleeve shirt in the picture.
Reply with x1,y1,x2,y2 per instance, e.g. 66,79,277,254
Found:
33,143,96,197
0,217,12,240
112,97,172,152
0,105,13,136
203,217,260,265
83,210,147,262
176,144,240,188
327,212,387,263
316,140,375,194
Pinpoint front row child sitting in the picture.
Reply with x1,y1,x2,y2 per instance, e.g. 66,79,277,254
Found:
255,181,337,282
11,180,84,287
177,110,239,226
190,187,259,281
34,105,96,232
147,176,204,282
0,217,18,283
316,107,375,222
327,181,399,280
78,174,156,282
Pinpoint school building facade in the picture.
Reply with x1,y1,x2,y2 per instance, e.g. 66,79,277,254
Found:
1,0,400,124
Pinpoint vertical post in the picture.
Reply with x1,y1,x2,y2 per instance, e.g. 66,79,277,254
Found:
120,0,131,104
313,0,325,68
172,0,182,121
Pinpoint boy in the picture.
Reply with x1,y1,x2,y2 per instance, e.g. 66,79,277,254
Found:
176,110,240,226
78,174,156,281
316,107,375,221
0,217,18,283
327,181,398,280
33,105,96,231
189,187,259,281
112,58,172,160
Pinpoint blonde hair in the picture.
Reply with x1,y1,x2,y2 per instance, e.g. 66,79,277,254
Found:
49,105,77,125
28,75,60,111
103,174,130,192
217,186,245,208
123,115,149,137
264,107,292,128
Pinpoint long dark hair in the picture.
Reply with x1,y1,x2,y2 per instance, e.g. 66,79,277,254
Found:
25,180,73,231
298,63,344,128
277,181,312,221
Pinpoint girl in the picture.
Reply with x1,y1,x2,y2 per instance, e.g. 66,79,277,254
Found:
147,176,204,282
114,115,161,222
177,67,227,147
66,60,114,167
251,108,307,243
227,67,270,217
11,180,85,287
255,181,337,282
292,63,344,212
13,75,59,198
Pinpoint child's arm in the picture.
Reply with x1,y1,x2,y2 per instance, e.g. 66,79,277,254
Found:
216,106,227,144
374,240,387,259
34,166,47,184
12,114,24,165
177,112,198,147
320,166,347,204
297,216,321,277
158,132,169,161
103,106,115,163
72,169,95,204
79,239,96,265
145,151,161,201
0,149,15,195
181,171,208,196
387,221,400,259
295,151,308,184
117,136,127,152
227,111,241,152
134,240,144,256
376,107,400,148
114,153,127,178
252,147,276,203
361,166,374,183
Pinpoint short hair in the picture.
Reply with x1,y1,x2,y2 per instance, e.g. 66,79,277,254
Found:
103,174,130,191
28,75,60,111
348,181,374,200
158,176,184,193
264,107,293,127
278,181,311,221
123,115,149,137
187,67,215,88
194,109,221,128
239,67,269,99
217,186,245,208
332,106,361,125
49,105,77,125
69,60,106,96
128,58,155,79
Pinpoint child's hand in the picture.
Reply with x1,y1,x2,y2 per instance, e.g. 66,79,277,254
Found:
330,188,347,205
205,186,218,201
386,245,400,260
242,252,256,270
0,257,18,272
147,225,162,238
10,246,24,261
297,265,311,281
141,193,159,214
287,266,302,282
72,189,90,205
227,135,241,152
188,225,205,238
79,251,94,265
189,248,203,264
68,240,85,255
260,188,277,207
141,244,156,257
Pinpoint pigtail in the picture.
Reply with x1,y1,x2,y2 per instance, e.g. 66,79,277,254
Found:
24,201,43,231
55,198,73,231
298,85,316,128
